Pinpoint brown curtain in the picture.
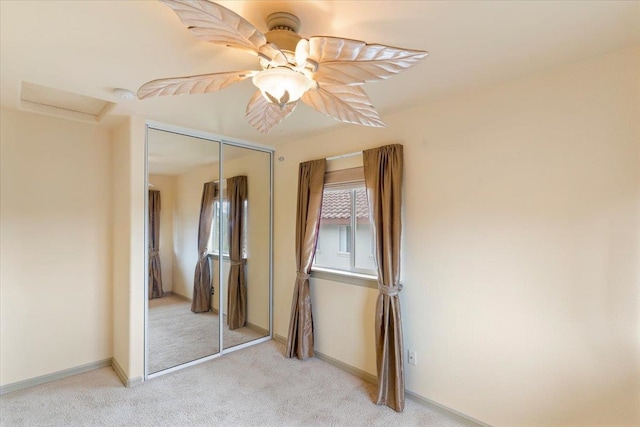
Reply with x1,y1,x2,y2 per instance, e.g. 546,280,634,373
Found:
148,190,163,299
226,175,248,330
191,181,217,313
286,159,326,360
363,144,405,412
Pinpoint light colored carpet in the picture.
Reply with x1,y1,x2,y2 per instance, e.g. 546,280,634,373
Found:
0,341,477,426
149,295,265,373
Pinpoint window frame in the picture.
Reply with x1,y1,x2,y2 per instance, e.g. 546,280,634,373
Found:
209,198,229,257
312,179,377,280
207,186,248,260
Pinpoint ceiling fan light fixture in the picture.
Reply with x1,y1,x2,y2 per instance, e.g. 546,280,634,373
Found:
252,67,312,106
140,1,428,133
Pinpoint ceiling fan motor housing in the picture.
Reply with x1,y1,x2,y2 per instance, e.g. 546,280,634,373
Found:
264,12,302,64
138,1,428,133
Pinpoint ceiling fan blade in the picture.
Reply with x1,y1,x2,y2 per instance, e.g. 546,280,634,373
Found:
137,70,256,99
246,90,297,134
160,0,286,64
301,84,385,128
258,44,288,67
307,36,428,85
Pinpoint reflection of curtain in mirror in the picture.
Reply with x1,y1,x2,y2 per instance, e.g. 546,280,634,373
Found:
192,181,217,313
148,190,163,299
226,175,247,330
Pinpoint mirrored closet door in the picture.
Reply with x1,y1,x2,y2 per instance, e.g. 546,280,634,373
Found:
220,144,271,350
146,124,272,376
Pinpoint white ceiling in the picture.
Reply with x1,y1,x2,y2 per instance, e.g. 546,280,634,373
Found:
1,1,638,147
147,128,219,176
147,127,269,175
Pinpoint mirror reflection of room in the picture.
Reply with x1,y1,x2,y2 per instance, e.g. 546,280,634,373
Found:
147,129,271,375
146,129,221,374
221,144,271,351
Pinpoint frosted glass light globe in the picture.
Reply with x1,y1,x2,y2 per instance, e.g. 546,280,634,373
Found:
252,67,312,106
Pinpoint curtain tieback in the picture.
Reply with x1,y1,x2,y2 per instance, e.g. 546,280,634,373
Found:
149,250,159,256
378,283,402,296
199,250,208,260
296,272,310,281
229,259,246,266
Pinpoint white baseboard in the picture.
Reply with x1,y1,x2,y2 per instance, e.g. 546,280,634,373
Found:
274,333,487,427
1,357,144,395
2,336,488,426
161,292,221,314
111,358,143,388
315,350,378,384
246,321,269,336
275,333,377,382
405,391,491,427
165,291,190,302
111,357,127,386
274,333,287,344
0,358,112,395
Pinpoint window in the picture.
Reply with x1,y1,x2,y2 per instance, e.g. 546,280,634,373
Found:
208,197,248,258
313,181,376,276
338,225,351,253
209,199,229,256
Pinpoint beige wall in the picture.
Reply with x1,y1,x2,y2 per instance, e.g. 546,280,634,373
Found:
0,109,112,386
148,174,176,293
128,116,146,382
111,116,146,383
273,47,640,427
111,117,132,379
1,43,636,426
173,162,218,300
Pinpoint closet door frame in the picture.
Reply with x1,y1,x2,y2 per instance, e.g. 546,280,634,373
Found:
144,120,274,380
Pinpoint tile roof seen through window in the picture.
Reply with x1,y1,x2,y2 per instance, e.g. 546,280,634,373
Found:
320,188,369,221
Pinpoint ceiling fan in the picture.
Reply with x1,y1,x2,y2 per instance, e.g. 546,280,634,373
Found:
138,0,428,133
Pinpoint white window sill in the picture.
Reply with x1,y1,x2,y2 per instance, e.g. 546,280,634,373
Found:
310,267,377,289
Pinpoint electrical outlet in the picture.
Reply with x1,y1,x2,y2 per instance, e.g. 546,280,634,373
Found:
408,349,417,366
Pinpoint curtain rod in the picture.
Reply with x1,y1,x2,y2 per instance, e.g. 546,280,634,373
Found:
326,150,362,161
